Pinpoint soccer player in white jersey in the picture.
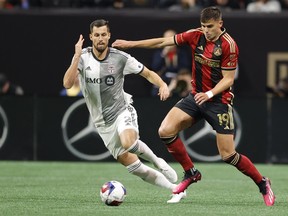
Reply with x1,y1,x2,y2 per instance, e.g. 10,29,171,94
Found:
63,19,186,203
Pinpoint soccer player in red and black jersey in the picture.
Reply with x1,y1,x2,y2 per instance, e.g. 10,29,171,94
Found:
112,6,275,206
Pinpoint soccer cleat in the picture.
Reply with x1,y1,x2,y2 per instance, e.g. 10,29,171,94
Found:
167,190,187,204
154,158,178,183
258,177,275,206
172,169,201,194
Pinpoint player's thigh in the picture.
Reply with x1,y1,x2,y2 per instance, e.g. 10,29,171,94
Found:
117,152,139,166
159,106,194,136
116,105,139,135
216,133,235,158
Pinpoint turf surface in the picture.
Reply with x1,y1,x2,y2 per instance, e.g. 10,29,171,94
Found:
0,161,287,216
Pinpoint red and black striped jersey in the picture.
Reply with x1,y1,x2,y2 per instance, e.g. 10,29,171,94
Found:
175,28,239,104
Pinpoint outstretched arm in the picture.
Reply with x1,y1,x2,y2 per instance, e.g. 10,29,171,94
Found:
63,34,84,89
112,36,175,49
140,66,170,101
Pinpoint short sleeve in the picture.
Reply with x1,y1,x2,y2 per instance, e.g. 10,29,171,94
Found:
123,56,144,75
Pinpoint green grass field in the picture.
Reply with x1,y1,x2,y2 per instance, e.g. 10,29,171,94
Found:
0,161,287,216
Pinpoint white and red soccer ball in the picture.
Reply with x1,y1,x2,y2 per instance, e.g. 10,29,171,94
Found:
100,180,126,206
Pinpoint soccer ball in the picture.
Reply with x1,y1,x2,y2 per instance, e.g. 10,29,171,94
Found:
100,180,126,206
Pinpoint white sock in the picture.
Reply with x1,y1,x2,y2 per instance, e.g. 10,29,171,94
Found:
126,159,175,190
127,140,159,164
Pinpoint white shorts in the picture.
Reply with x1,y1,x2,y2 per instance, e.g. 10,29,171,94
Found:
96,105,139,159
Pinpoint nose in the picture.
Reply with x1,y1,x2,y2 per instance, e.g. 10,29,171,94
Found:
203,27,209,33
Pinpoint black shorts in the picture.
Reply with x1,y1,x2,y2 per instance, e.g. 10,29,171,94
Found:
175,93,234,134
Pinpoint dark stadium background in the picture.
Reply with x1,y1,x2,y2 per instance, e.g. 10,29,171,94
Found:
0,9,287,163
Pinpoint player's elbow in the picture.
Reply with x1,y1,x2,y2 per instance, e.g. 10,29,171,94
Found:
228,78,234,87
63,80,72,89
225,77,234,87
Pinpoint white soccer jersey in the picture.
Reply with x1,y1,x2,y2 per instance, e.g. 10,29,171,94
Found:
77,47,144,127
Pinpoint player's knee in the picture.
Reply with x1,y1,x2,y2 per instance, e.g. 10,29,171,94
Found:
158,126,165,138
121,138,137,150
120,129,138,150
158,124,176,138
223,152,240,166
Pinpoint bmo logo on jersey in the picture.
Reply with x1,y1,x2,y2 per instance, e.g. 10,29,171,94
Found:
85,75,115,86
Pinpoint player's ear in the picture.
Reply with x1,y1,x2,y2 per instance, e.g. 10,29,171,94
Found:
219,20,223,27
89,34,92,41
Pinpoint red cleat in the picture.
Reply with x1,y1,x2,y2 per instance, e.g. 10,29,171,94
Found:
260,177,275,206
173,170,201,194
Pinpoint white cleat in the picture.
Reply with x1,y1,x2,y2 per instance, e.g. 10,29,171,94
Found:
155,158,178,183
167,190,187,204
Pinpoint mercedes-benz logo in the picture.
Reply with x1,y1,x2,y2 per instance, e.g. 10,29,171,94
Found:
179,108,242,162
0,105,8,150
61,98,111,161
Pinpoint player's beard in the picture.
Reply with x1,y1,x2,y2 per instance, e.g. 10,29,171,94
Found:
95,43,107,53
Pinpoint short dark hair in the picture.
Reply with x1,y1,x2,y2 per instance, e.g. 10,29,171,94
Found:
200,7,222,23
89,19,110,33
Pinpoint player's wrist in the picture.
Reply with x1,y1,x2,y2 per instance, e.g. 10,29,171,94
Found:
74,54,80,58
205,90,214,99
